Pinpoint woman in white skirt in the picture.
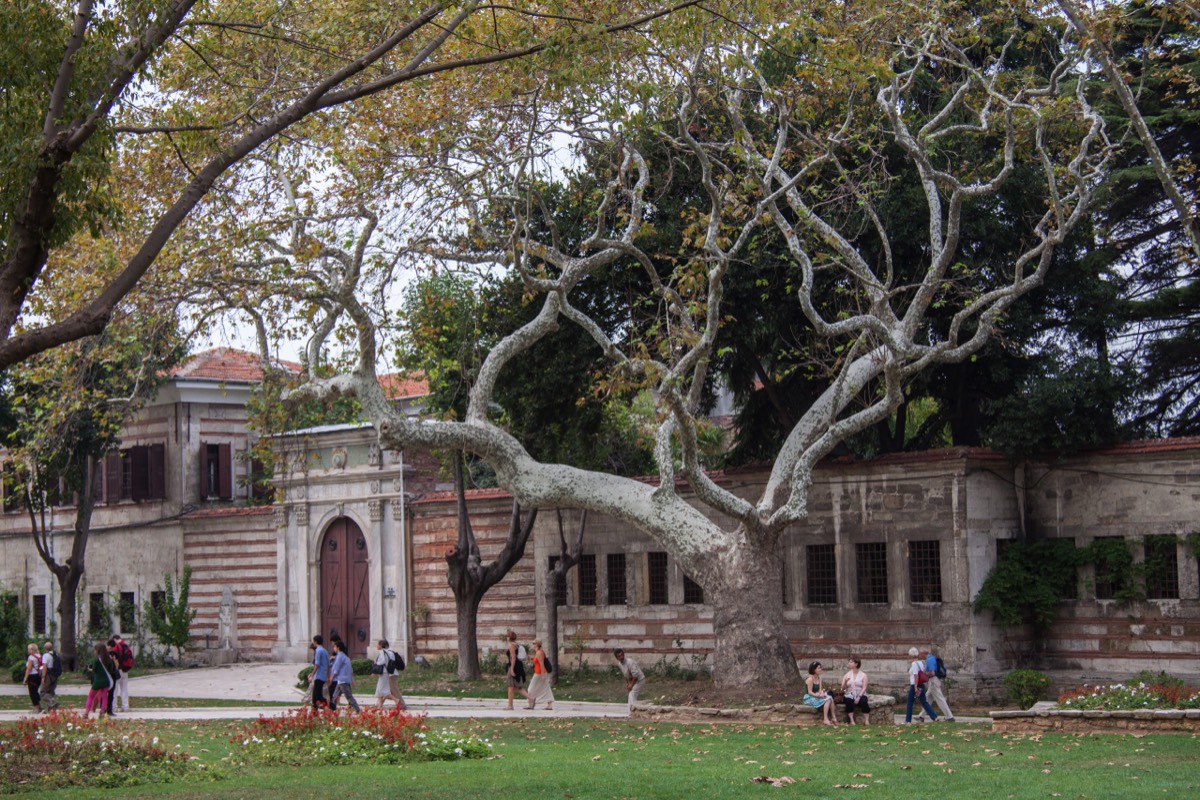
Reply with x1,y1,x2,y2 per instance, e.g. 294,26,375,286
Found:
526,639,554,710
374,639,401,709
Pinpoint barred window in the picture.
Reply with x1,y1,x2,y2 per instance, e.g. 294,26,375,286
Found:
548,556,567,606
806,544,838,605
1145,535,1180,600
150,591,166,621
88,592,106,632
908,540,943,603
648,552,669,605
683,574,705,604
855,542,889,605
1092,536,1130,600
119,591,136,632
33,594,47,635
578,554,597,606
607,553,627,605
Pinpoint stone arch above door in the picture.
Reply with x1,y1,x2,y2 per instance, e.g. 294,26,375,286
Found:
319,517,371,657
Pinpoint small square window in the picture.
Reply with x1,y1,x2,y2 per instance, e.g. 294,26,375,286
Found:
578,554,597,606
607,553,627,605
908,540,942,603
855,542,889,605
119,591,136,632
1145,535,1179,600
548,556,567,606
806,544,837,605
33,594,47,635
683,574,705,604
647,552,669,605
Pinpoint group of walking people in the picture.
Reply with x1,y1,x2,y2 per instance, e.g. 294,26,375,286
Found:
22,636,134,717
307,634,408,714
504,629,555,710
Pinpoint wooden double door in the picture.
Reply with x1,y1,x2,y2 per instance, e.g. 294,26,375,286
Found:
319,518,370,657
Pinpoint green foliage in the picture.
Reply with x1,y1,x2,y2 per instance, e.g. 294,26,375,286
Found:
1082,537,1141,603
351,657,373,676
143,567,196,660
972,540,1083,632
0,592,26,664
297,665,315,689
10,660,25,684
1003,669,1053,709
1130,670,1185,689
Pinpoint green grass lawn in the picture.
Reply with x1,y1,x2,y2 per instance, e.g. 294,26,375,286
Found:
15,716,1198,799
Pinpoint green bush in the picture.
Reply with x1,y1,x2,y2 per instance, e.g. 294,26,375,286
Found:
10,659,26,684
1004,669,1053,709
1130,669,1185,688
351,657,373,676
296,665,314,690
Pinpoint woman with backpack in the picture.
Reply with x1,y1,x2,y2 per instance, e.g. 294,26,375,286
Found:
504,630,530,710
23,643,42,711
525,639,554,711
373,639,404,709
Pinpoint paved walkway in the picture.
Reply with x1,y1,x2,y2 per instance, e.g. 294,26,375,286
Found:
0,662,630,722
1,663,990,724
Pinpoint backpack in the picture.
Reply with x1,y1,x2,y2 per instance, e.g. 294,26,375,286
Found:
46,651,62,678
542,655,553,674
386,649,404,673
118,642,135,672
934,656,946,680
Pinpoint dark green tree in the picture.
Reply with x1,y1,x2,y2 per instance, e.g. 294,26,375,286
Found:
142,566,196,662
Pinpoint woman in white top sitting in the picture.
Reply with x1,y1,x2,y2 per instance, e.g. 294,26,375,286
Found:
840,657,870,724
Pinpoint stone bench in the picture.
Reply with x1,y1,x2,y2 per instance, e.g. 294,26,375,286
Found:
991,706,1200,734
630,693,896,726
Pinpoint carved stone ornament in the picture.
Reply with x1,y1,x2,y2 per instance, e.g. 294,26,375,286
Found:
370,480,381,494
390,498,403,519
393,478,403,493
331,447,348,470
274,507,287,529
368,499,383,521
368,443,382,466
295,505,309,527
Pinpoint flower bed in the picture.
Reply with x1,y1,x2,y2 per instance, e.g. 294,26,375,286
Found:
231,708,492,765
991,681,1200,734
0,711,212,794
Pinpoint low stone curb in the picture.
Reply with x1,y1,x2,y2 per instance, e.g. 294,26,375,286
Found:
630,694,896,726
991,706,1200,733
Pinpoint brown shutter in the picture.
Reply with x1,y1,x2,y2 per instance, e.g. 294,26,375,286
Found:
130,446,148,502
199,443,210,500
218,443,233,499
103,454,120,504
90,457,104,503
148,443,166,500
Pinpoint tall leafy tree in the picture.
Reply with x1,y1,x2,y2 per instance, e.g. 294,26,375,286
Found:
0,309,182,668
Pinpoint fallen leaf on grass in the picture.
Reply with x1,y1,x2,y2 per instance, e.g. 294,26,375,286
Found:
833,784,869,789
853,773,873,778
592,755,601,762
750,776,797,788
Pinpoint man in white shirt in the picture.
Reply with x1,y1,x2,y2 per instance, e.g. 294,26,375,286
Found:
614,648,645,709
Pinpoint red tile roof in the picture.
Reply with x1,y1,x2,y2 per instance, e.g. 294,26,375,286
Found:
170,348,301,383
380,372,429,400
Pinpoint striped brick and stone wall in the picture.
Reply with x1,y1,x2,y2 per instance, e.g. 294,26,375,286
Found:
182,506,277,659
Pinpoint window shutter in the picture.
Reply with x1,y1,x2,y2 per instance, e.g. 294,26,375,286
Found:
147,443,166,500
130,446,148,502
218,443,233,499
199,443,211,500
90,457,104,503
103,454,120,504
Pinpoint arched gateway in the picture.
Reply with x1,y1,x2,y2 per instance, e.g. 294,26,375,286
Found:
319,517,370,657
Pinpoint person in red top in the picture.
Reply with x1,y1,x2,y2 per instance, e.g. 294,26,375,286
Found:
526,638,554,710
112,634,134,712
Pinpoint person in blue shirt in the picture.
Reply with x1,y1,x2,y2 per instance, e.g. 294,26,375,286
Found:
329,639,361,713
918,646,955,722
309,635,331,709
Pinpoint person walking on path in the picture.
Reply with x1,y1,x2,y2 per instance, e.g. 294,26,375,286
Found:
373,639,406,710
614,648,645,709
23,643,42,711
329,639,361,714
526,639,555,710
39,640,60,713
385,640,408,711
904,647,938,724
309,635,331,709
112,634,134,712
504,630,530,710
919,646,955,722
84,643,115,718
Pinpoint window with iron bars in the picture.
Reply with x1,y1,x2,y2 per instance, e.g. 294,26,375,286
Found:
648,552,669,605
607,553,627,605
855,542,889,605
908,540,943,603
1144,535,1180,600
806,544,838,605
578,554,597,606
683,574,705,604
